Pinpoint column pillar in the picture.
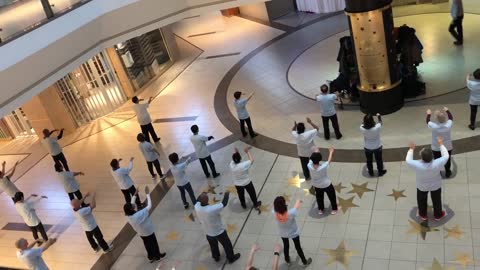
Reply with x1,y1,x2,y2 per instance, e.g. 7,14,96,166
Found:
345,0,403,114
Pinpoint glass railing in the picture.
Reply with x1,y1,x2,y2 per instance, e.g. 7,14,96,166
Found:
0,0,92,46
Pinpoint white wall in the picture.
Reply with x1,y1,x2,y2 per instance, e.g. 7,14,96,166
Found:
239,1,269,22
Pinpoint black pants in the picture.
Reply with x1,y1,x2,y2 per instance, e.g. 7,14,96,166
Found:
299,156,310,179
432,150,452,174
470,105,478,126
177,182,196,206
30,223,48,241
364,147,384,174
147,159,163,177
240,117,255,137
321,114,342,139
206,230,235,261
141,233,161,260
417,188,442,219
199,155,217,177
282,236,307,264
52,152,69,171
315,184,338,211
140,123,160,143
121,185,142,207
85,226,109,251
235,182,259,208
449,16,463,42
67,190,87,207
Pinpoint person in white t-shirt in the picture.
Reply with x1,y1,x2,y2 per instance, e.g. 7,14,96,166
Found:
292,117,319,180
426,108,453,178
110,157,143,208
72,192,113,253
137,133,166,181
230,146,261,210
315,84,342,140
308,147,338,215
233,91,257,138
14,192,49,243
124,186,166,263
360,113,387,177
168,152,196,209
0,160,21,201
42,128,69,171
132,96,160,143
54,163,86,203
467,69,480,130
190,125,220,178
16,237,56,270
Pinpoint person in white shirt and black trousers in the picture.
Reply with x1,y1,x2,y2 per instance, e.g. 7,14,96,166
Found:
230,146,261,210
14,192,49,243
54,163,86,204
137,133,166,181
360,114,387,177
316,84,342,140
292,117,319,180
42,128,69,171
0,160,20,202
16,237,56,270
124,186,166,263
132,96,160,143
406,136,448,221
309,147,338,215
190,125,220,178
169,153,197,209
110,158,143,208
467,69,480,130
426,108,453,178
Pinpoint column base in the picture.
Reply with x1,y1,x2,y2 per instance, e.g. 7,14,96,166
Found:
358,84,404,115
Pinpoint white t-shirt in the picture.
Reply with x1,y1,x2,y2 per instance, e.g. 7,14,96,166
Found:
138,141,157,162
111,161,135,190
17,248,49,270
171,159,190,187
360,123,382,150
272,208,299,238
406,145,449,191
0,176,20,197
230,160,252,186
308,161,331,189
42,137,62,156
15,201,41,227
292,129,317,157
428,120,453,151
73,206,98,232
234,98,249,120
195,202,225,237
133,103,152,126
57,171,80,193
316,94,337,117
127,195,154,237
190,134,210,159
467,75,480,105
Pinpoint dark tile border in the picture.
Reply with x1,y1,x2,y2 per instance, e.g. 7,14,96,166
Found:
205,52,241,59
153,116,198,123
1,222,52,232
188,31,217,38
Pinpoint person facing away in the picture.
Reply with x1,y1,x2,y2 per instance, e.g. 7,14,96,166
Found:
71,192,113,253
426,108,453,178
315,84,342,140
308,147,339,215
123,186,166,263
272,196,312,266
131,96,160,143
42,128,69,171
54,163,85,202
360,113,387,177
13,192,49,243
0,160,20,201
467,69,480,130
449,0,464,45
189,124,220,178
16,237,56,270
195,192,241,264
406,137,449,221
110,157,142,208
245,243,282,270
168,152,196,209
230,146,261,210
137,133,166,181
291,117,319,180
233,91,257,139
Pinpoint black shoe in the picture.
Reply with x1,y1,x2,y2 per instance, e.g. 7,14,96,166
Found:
205,173,211,178
213,256,220,262
454,40,463,45
228,253,241,264
241,204,247,209
184,202,189,209
445,170,452,178
336,134,343,140
149,258,161,263
378,170,387,177
242,133,248,137
159,252,166,258
255,201,262,209
250,133,258,139
153,138,161,143
303,257,313,266
469,124,475,130
324,137,330,141
213,173,220,178
368,171,374,177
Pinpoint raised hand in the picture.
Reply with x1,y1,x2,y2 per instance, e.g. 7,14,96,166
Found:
426,109,432,115
145,186,150,194
437,136,443,145
408,142,416,150
244,146,252,153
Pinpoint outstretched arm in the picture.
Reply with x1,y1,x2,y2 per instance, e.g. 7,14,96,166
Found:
39,238,57,252
294,199,302,209
306,117,319,131
221,191,230,207
376,113,382,124
292,121,297,131
6,161,19,178
73,172,84,177
444,107,453,120
144,186,152,211
89,193,97,210
57,129,64,140
426,109,431,124
244,146,254,164
245,92,254,101
327,147,334,163
148,97,154,104
245,244,260,270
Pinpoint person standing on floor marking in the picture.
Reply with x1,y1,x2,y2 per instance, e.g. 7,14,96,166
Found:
137,133,166,181
42,128,69,171
360,113,387,177
292,117,319,180
124,186,166,263
309,147,339,215
230,146,262,210
189,125,220,178
16,237,56,270
406,137,448,221
110,157,143,208
132,96,160,143
449,0,464,45
467,69,480,130
195,191,241,264
233,91,258,139
315,84,342,140
168,152,197,209
13,192,49,243
0,160,20,202
72,192,113,253
54,163,86,203
426,108,454,178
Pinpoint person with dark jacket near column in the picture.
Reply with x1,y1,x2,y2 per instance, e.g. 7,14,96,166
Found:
110,157,143,208
449,0,464,45
292,117,319,180
190,125,220,178
124,186,166,263
316,84,342,140
14,192,49,243
42,128,69,171
132,96,160,143
230,146,261,210
195,191,241,264
360,113,387,177
233,91,257,138
426,108,453,178
309,147,339,215
137,133,165,181
467,69,480,130
0,160,20,202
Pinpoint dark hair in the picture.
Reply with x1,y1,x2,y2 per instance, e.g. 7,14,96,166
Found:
232,152,242,164
169,153,179,164
13,192,24,203
420,148,433,163
474,69,480,80
248,267,259,270
131,96,139,103
320,84,329,93
362,114,375,129
273,196,287,214
123,203,136,216
54,163,63,172
136,133,146,142
234,91,242,99
190,125,199,134
110,159,119,169
296,122,305,134
310,152,323,165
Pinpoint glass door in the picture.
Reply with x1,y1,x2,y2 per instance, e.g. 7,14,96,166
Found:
3,108,35,137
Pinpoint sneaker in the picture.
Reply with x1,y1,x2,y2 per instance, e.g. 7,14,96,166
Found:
420,215,428,221
213,173,220,178
254,201,262,210
159,174,167,180
469,124,475,130
241,204,247,210
331,209,338,215
434,210,447,221
103,244,114,254
184,202,189,209
318,209,324,215
378,170,387,177
151,174,157,180
303,257,313,266
93,246,101,253
454,40,463,46
445,170,452,178
149,258,161,263
228,253,241,264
